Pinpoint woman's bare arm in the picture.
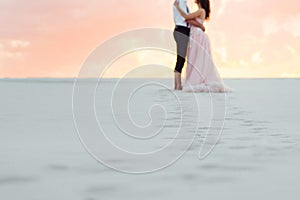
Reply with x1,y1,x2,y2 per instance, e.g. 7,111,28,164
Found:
174,1,203,20
186,19,206,32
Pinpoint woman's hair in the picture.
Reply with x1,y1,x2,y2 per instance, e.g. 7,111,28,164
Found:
197,0,211,20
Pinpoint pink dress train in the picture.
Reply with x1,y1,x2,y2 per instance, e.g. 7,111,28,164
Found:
183,18,231,93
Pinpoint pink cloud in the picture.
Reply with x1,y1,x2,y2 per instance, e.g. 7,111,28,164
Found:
208,0,300,76
0,0,300,78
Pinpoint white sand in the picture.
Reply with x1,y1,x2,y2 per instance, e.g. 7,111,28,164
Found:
0,78,299,200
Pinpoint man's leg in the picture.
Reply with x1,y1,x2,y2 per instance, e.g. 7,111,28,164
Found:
174,71,182,90
174,27,190,90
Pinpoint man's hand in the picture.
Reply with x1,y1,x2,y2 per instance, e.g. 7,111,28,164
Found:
186,19,205,32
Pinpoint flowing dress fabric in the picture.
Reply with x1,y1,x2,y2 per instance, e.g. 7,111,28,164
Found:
184,18,231,93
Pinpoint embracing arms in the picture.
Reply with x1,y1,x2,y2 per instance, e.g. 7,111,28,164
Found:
186,19,205,32
174,1,205,32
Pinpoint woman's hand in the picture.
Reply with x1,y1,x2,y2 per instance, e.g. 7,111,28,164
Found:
174,0,179,8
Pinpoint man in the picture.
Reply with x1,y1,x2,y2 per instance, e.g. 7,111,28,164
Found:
173,0,205,90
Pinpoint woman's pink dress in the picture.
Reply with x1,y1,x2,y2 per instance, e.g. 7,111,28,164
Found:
183,18,231,93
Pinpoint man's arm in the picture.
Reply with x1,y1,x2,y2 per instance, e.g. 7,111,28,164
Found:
174,1,202,20
186,19,205,32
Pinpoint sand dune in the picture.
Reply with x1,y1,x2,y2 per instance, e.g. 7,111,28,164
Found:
0,78,299,200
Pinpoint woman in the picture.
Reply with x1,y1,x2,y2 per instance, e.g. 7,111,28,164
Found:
174,0,230,93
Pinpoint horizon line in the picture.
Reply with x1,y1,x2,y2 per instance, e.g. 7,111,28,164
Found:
1,77,300,80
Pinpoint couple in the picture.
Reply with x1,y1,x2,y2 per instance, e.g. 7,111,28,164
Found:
173,0,230,92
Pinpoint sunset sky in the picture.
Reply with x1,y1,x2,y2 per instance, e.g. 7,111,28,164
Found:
0,0,300,78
